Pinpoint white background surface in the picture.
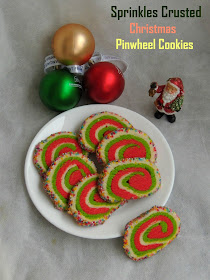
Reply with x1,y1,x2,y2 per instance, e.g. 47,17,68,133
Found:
0,0,209,279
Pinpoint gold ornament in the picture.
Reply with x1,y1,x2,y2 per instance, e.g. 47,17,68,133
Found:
52,23,95,66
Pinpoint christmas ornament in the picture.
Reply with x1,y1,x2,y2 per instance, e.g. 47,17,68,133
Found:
41,23,128,112
148,77,184,123
83,62,125,103
52,23,95,66
39,70,82,112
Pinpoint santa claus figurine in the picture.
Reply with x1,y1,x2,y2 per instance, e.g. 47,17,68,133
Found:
149,77,184,123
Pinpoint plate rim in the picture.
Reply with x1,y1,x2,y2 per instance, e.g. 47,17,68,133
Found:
24,104,175,239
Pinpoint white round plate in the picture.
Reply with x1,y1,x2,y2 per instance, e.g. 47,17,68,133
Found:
24,104,175,239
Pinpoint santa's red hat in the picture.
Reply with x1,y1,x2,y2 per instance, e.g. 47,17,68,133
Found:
167,77,184,94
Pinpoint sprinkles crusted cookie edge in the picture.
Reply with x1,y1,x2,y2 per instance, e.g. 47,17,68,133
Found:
97,158,161,203
43,152,97,211
78,111,133,153
68,174,126,226
123,205,181,261
96,128,158,165
33,131,88,178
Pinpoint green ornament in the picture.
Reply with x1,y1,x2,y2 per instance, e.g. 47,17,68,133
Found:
39,70,82,112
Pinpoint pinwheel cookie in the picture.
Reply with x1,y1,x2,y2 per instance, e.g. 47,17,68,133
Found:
96,128,157,165
68,174,125,226
43,153,97,211
33,132,87,178
78,111,133,153
123,206,181,261
98,158,161,203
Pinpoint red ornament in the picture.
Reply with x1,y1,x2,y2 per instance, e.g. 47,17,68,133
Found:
83,62,125,103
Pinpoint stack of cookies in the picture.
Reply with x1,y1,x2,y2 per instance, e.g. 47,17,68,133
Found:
33,111,180,261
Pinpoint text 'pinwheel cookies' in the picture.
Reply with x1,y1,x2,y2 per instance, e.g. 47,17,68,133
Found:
78,111,133,153
43,153,97,211
96,128,157,165
123,206,181,261
68,174,125,226
33,132,87,177
98,158,161,203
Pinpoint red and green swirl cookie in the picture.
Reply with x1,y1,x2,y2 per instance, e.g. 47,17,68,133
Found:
68,174,125,226
98,158,161,203
33,132,87,178
78,112,133,153
96,128,157,165
43,153,97,211
123,206,181,261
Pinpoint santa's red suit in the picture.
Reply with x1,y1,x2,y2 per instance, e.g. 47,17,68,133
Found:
154,78,184,115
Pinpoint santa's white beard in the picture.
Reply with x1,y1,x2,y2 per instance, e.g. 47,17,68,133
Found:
162,88,179,105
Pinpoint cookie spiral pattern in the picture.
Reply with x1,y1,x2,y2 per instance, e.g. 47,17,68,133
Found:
68,174,125,226
33,132,87,177
43,153,97,211
96,128,157,165
123,206,181,261
78,111,133,153
98,158,161,203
